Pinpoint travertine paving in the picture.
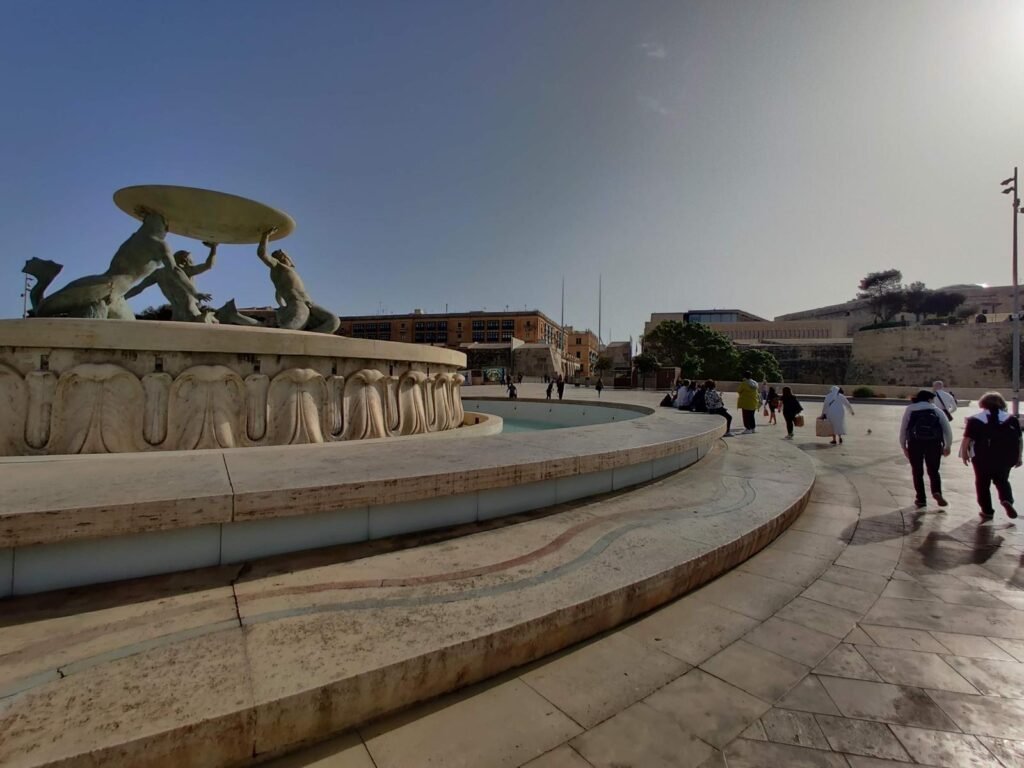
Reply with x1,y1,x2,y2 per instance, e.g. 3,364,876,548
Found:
271,386,1024,768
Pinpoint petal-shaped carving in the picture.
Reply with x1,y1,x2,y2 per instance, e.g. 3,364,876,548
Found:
245,373,270,442
49,364,145,454
0,363,27,455
267,369,326,445
450,373,465,427
25,371,57,450
397,370,429,435
430,373,453,432
381,375,400,434
141,372,172,446
343,369,388,440
167,365,245,450
326,375,345,439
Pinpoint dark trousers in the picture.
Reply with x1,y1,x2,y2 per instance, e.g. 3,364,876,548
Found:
710,407,732,431
908,441,943,501
784,415,795,436
974,461,1014,514
741,409,756,430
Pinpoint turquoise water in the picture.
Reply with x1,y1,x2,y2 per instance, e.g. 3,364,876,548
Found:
501,417,563,433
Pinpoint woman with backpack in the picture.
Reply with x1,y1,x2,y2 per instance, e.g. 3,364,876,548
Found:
899,390,953,509
960,392,1023,520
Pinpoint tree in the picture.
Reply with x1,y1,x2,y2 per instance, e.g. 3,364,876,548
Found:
903,281,928,322
921,291,966,319
593,355,613,378
857,269,903,323
136,304,172,320
735,348,783,383
633,352,659,390
642,320,738,379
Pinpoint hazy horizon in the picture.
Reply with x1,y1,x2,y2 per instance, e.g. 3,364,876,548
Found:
3,1,1023,341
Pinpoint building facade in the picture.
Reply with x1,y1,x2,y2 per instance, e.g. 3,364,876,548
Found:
334,309,565,348
564,326,600,379
643,310,847,344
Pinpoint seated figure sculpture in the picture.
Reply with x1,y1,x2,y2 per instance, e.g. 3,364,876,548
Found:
24,212,175,320
124,242,219,323
257,229,340,334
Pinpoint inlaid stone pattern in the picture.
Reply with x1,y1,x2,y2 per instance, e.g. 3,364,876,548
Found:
0,351,463,455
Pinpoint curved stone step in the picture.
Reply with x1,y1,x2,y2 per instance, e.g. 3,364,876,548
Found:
0,434,814,767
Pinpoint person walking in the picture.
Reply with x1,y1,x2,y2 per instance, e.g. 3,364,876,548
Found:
556,374,565,401
759,380,769,407
781,386,803,439
737,372,760,434
932,380,957,422
546,380,554,399
766,386,779,425
595,378,604,398
899,390,952,508
704,379,732,434
821,385,855,445
960,392,1023,520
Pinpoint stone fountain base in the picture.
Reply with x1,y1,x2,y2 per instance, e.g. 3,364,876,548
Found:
0,319,466,455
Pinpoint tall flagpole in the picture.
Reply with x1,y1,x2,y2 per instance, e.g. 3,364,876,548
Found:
598,274,602,348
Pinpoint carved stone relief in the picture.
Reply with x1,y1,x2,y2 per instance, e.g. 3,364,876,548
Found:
49,364,145,454
0,357,462,456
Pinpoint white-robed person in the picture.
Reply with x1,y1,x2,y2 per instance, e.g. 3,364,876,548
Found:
821,386,855,445
932,380,957,421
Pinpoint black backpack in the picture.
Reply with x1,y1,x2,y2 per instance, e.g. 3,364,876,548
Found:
909,408,943,442
980,415,1023,464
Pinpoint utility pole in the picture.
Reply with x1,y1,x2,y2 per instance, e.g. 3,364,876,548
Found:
597,274,602,348
21,274,33,318
1002,169,1021,416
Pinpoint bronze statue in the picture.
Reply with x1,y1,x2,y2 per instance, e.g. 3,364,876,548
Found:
257,229,340,334
24,212,176,320
124,243,218,322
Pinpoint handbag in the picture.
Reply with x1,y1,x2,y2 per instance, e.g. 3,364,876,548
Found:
815,417,834,437
935,393,953,422
794,414,805,428
762,407,769,417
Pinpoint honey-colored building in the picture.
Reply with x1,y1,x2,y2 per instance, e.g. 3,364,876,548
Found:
335,309,565,349
564,326,600,378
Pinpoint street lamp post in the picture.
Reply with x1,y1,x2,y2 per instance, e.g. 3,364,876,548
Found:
1002,169,1022,416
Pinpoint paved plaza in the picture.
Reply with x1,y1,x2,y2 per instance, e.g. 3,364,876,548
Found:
270,385,1024,768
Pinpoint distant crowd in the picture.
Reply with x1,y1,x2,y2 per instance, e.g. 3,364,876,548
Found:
663,375,1023,522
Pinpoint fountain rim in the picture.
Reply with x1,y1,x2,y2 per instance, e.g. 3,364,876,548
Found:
0,318,467,368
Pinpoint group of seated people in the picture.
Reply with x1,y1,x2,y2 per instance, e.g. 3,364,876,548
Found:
660,379,733,431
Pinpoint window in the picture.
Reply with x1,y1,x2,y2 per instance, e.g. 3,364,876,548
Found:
426,321,436,329
415,321,425,330
501,319,515,329
576,352,581,358
487,332,499,341
472,332,484,342
501,331,513,341
487,319,499,329
576,337,581,345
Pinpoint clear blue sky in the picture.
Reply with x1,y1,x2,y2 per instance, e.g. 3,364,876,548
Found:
3,1,1024,340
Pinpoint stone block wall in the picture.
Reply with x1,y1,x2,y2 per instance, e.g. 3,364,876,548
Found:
848,324,1012,389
